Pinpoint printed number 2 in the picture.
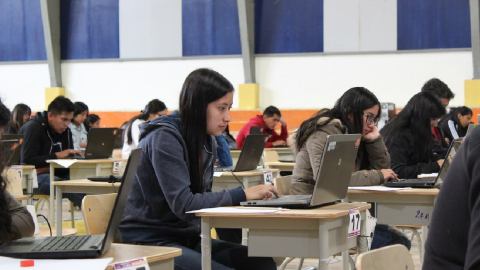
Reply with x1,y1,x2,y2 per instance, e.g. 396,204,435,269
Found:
351,213,360,231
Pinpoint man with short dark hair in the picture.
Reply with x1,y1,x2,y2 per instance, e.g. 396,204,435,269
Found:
421,78,455,157
236,106,288,148
19,96,83,207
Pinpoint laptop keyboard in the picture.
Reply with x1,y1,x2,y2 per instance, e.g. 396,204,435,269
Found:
32,235,90,251
397,178,435,184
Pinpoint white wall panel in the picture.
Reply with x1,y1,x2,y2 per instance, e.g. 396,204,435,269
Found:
359,0,397,51
324,0,360,52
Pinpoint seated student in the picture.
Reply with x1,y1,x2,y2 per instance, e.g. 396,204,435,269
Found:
119,68,277,270
440,106,472,143
0,99,35,245
423,126,480,269
3,103,31,135
68,102,89,150
222,124,237,149
380,92,445,179
236,106,288,148
290,87,409,250
121,99,167,159
84,113,100,133
19,96,84,208
421,78,455,157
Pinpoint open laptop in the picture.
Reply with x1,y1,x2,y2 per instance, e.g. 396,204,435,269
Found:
0,148,141,259
0,135,24,166
465,123,477,138
215,134,268,172
249,126,263,135
384,139,462,188
241,134,361,209
74,128,118,159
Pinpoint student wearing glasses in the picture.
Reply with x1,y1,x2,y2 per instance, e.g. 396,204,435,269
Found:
122,99,168,159
380,91,446,179
291,87,408,250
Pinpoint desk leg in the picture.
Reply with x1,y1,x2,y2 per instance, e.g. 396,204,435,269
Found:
56,185,63,236
241,228,248,246
421,225,428,264
201,217,212,270
318,221,330,270
49,164,55,226
243,177,250,189
24,172,33,205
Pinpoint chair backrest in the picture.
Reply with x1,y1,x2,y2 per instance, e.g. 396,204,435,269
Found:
3,168,24,196
274,175,292,196
82,193,117,235
263,150,280,163
356,244,414,270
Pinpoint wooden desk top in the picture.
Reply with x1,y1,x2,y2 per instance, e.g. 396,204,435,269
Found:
47,159,123,164
347,188,439,196
103,243,182,270
215,169,280,177
196,202,370,219
264,161,295,166
53,179,121,188
263,147,291,152
14,195,29,201
8,165,35,170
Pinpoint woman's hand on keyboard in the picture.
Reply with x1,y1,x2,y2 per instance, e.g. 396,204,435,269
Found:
244,185,279,201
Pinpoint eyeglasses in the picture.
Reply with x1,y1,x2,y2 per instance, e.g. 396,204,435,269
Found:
363,113,380,126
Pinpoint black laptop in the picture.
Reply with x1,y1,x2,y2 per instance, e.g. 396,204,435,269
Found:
384,139,461,188
215,134,268,172
250,126,263,135
1,135,23,166
0,148,141,259
74,128,118,159
241,134,361,208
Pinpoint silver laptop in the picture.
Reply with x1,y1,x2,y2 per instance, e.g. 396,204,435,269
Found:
0,148,141,259
384,139,462,188
215,134,268,172
241,134,361,208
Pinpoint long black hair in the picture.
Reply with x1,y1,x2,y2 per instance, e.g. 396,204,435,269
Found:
124,99,167,145
294,87,380,152
179,68,234,194
0,99,13,243
380,91,446,162
84,114,100,133
6,103,30,134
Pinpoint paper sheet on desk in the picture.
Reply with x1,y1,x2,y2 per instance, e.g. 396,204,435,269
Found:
348,186,412,191
0,256,113,270
49,159,78,168
418,173,438,178
213,172,224,177
187,207,279,214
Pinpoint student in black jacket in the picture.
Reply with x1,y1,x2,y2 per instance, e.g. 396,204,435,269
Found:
380,92,446,179
19,96,83,207
439,106,472,143
423,125,480,269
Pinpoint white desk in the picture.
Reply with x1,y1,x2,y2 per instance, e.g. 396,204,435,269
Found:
231,147,293,166
212,169,280,191
197,202,370,270
53,179,121,236
264,161,295,172
47,159,120,225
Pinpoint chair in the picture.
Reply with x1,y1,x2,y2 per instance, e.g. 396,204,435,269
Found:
263,150,280,169
3,168,24,197
274,175,292,195
82,193,117,235
356,244,414,270
394,225,424,262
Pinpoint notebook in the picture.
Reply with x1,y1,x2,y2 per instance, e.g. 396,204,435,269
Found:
384,139,461,188
215,134,268,172
75,128,118,159
240,134,361,209
0,135,24,166
0,148,141,259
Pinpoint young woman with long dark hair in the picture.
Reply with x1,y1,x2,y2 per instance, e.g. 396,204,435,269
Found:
84,113,101,133
0,99,34,244
4,103,31,135
380,91,446,179
121,99,167,158
440,106,472,143
68,101,89,150
119,69,277,270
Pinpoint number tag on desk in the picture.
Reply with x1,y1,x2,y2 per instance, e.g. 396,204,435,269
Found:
112,161,121,174
348,208,361,238
113,257,151,270
10,166,22,179
263,171,273,185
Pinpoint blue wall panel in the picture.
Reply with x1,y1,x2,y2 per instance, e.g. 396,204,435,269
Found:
255,0,323,54
182,0,241,56
398,0,471,50
61,0,119,59
0,0,46,61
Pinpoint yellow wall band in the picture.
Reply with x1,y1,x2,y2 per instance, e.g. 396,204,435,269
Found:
45,87,65,110
238,83,259,109
465,80,480,107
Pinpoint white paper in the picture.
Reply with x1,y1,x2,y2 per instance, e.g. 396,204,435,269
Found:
0,256,113,270
213,172,224,177
187,207,279,214
418,173,438,178
48,159,79,168
348,186,412,191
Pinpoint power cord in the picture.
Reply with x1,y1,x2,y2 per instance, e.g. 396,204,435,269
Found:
111,181,117,193
36,214,52,236
230,172,245,189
